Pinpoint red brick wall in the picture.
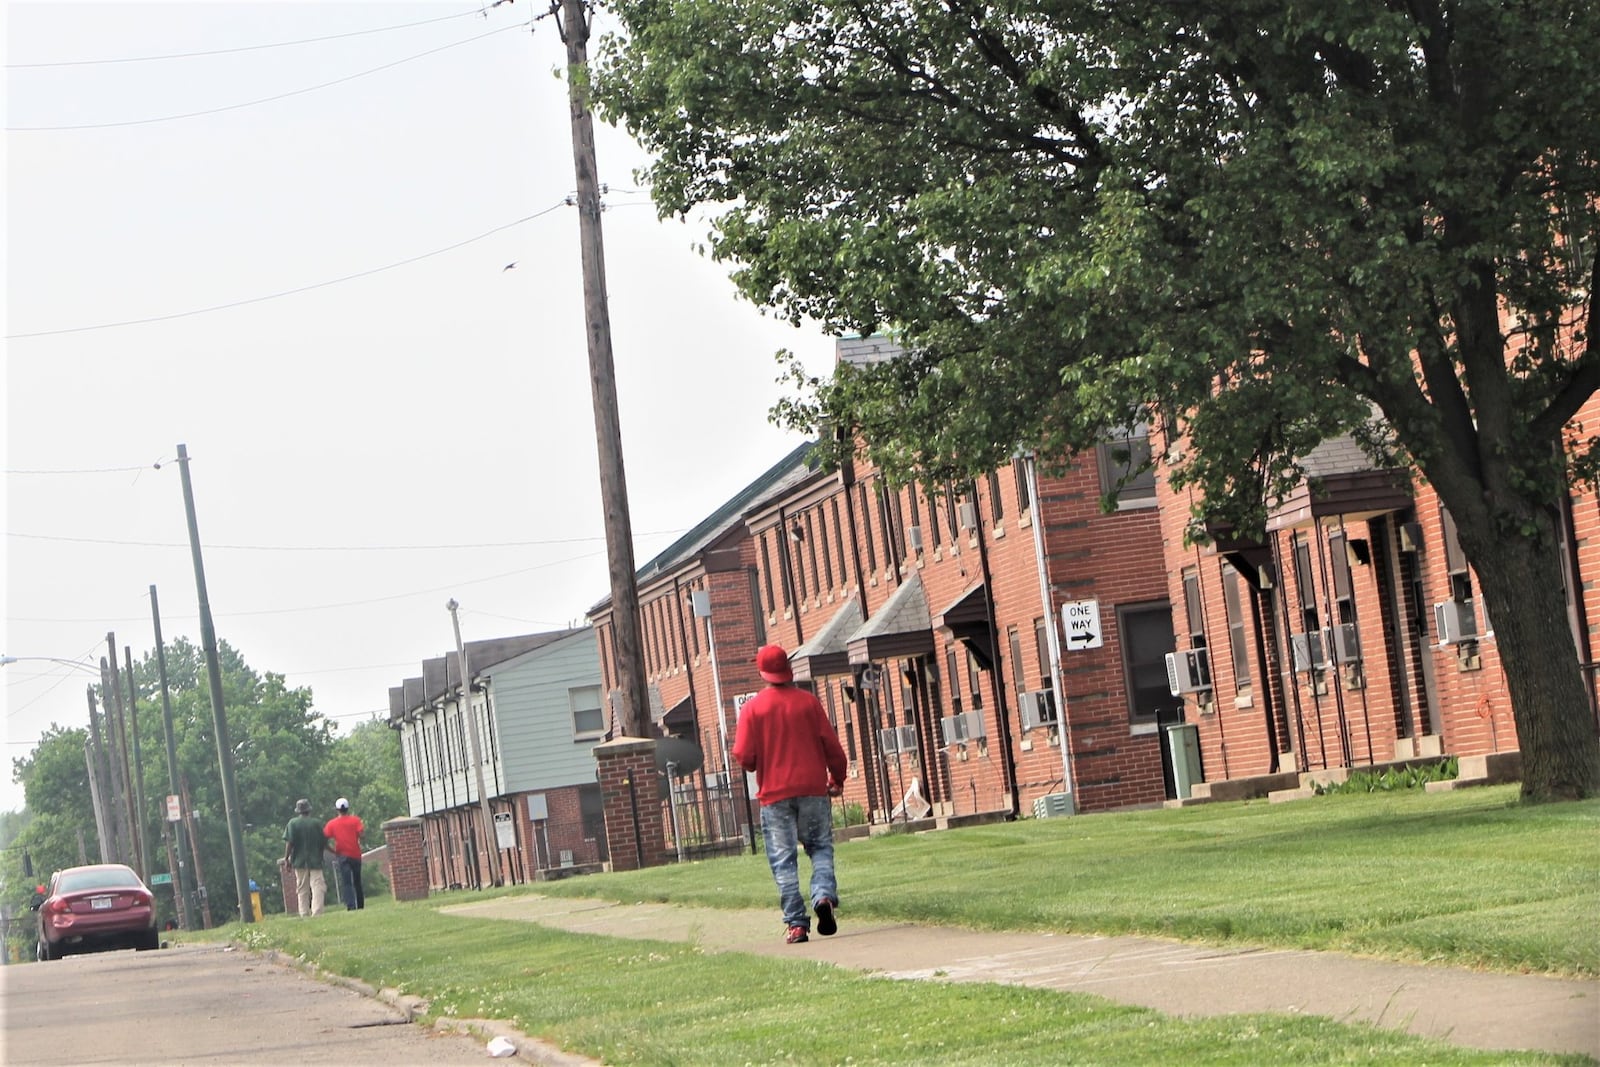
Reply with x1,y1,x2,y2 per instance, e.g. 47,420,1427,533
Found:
382,818,428,902
595,739,667,871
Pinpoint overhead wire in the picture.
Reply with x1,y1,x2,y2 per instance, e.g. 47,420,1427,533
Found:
8,22,532,132
6,8,495,68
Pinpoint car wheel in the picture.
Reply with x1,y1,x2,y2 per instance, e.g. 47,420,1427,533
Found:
136,928,160,951
36,939,53,962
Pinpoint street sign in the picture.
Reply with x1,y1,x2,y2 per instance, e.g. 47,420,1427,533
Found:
1061,599,1104,651
493,811,515,849
166,794,181,822
150,873,173,886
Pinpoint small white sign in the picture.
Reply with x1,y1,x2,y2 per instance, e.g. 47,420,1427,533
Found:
1061,599,1104,651
493,811,515,849
166,794,182,822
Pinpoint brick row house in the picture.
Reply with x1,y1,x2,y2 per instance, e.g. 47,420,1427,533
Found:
591,334,1599,840
388,629,609,891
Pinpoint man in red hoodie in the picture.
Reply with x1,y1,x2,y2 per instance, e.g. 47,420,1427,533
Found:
733,645,850,944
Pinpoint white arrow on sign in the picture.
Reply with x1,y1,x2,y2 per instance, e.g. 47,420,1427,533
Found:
1060,599,1104,651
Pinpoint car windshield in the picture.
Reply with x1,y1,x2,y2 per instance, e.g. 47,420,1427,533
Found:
56,867,141,893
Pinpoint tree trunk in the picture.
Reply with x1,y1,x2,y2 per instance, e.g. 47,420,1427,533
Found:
1463,516,1600,801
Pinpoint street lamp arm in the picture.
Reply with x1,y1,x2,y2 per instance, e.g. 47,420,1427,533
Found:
0,655,101,674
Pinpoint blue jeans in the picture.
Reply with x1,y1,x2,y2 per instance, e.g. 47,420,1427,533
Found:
334,855,364,910
760,795,837,930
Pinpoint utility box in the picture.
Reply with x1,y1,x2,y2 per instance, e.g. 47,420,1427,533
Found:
1166,723,1203,800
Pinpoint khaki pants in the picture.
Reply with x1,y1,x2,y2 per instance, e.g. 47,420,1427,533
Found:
294,866,326,917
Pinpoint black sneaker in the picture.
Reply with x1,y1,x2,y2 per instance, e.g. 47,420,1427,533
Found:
814,897,837,936
785,925,809,944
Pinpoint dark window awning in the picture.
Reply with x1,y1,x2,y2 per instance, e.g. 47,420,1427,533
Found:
662,693,695,731
847,574,933,665
791,596,863,681
1266,436,1414,532
934,582,995,670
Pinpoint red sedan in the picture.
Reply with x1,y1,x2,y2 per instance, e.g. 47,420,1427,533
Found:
34,863,160,960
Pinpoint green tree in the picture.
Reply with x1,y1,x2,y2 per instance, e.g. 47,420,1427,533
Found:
595,1,1600,800
313,718,407,900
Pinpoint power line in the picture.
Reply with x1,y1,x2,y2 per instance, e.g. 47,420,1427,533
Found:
9,23,530,132
6,8,494,68
6,203,567,340
4,526,686,551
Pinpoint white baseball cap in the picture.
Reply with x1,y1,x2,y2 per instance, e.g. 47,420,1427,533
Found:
335,797,349,810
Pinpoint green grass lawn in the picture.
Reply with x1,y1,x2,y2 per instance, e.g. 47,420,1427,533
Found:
199,786,1598,1066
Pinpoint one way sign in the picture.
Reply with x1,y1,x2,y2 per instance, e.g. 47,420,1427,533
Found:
1061,599,1103,651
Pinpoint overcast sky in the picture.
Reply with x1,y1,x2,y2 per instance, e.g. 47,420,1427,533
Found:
3,1,836,814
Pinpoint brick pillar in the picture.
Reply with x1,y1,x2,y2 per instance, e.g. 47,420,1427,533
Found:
594,737,666,872
276,859,297,914
383,817,429,902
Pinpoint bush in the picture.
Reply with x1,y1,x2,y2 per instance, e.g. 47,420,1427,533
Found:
1315,758,1459,795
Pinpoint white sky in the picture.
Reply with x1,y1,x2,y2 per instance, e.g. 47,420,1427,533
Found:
2,1,836,813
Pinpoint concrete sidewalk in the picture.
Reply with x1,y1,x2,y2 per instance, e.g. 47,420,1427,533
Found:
443,895,1599,1060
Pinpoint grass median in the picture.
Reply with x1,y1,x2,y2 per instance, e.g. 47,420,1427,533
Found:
208,785,1597,1066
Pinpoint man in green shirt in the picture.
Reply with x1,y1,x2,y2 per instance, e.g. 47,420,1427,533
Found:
282,798,328,917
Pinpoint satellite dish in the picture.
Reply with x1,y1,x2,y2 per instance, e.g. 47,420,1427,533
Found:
655,736,703,778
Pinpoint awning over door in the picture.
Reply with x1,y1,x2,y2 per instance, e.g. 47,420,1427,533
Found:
846,574,934,664
791,596,862,681
934,582,995,670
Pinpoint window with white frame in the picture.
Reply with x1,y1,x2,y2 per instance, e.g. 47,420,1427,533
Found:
1096,424,1157,506
571,685,604,740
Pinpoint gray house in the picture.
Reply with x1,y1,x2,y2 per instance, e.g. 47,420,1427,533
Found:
388,627,605,890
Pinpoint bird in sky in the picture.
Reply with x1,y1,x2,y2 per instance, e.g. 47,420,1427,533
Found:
503,262,518,271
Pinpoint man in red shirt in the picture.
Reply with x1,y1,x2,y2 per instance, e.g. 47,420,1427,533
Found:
324,798,365,911
733,645,849,944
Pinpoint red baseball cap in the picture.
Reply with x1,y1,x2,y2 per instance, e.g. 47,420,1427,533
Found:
756,645,793,683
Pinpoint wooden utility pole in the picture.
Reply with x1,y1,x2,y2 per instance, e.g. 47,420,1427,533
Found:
123,646,154,881
98,655,133,867
150,585,197,929
176,443,253,924
83,689,111,860
556,0,649,739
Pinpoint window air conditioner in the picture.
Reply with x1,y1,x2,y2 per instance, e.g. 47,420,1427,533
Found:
961,709,986,739
939,714,969,746
1290,631,1328,672
908,525,924,551
958,501,978,531
1164,648,1212,695
1019,689,1060,730
1434,601,1479,645
1326,623,1362,664
895,725,919,752
878,726,902,753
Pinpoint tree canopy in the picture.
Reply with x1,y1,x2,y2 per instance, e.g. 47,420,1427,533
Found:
595,1,1599,799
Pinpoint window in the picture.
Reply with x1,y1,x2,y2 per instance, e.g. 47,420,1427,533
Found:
860,483,878,572
1440,507,1475,603
945,647,963,715
759,538,775,614
805,512,821,594
571,685,605,739
1118,602,1177,722
907,481,922,548
927,483,943,546
966,648,984,709
831,498,848,584
1182,569,1206,649
1327,531,1356,624
747,567,767,645
944,483,960,543
1008,626,1025,700
1033,617,1053,692
1292,536,1319,631
987,470,1004,522
1221,564,1251,689
1096,424,1157,506
817,507,834,589
1013,457,1032,515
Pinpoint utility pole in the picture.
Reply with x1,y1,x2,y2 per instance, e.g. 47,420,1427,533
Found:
446,600,508,887
556,0,650,739
176,443,253,924
123,647,154,881
150,585,196,929
83,734,109,862
98,655,133,867
105,635,147,880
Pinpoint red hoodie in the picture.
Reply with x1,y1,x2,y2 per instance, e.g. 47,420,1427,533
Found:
732,683,849,805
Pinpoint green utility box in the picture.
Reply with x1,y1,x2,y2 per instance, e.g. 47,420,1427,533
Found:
1166,723,1203,799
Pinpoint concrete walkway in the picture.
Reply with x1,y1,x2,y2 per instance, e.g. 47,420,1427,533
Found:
443,895,1600,1060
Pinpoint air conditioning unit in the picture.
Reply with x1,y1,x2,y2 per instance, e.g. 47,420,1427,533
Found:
1018,690,1059,730
1325,623,1362,664
939,714,969,746
961,709,986,739
878,725,919,754
1434,600,1479,645
1290,631,1328,672
958,501,978,531
1031,792,1074,819
908,525,924,551
1165,648,1212,695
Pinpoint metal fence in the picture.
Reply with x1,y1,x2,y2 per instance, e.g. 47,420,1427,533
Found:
662,767,755,862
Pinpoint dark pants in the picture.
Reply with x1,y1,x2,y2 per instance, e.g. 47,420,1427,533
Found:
334,855,364,910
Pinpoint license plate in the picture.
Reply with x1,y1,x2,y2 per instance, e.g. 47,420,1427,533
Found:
90,896,114,910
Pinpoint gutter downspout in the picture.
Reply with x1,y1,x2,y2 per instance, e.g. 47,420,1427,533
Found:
1026,456,1076,812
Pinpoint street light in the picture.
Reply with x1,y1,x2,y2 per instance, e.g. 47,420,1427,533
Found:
0,654,100,674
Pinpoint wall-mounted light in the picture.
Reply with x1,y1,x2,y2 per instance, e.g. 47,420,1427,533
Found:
788,522,805,543
1346,538,1372,567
